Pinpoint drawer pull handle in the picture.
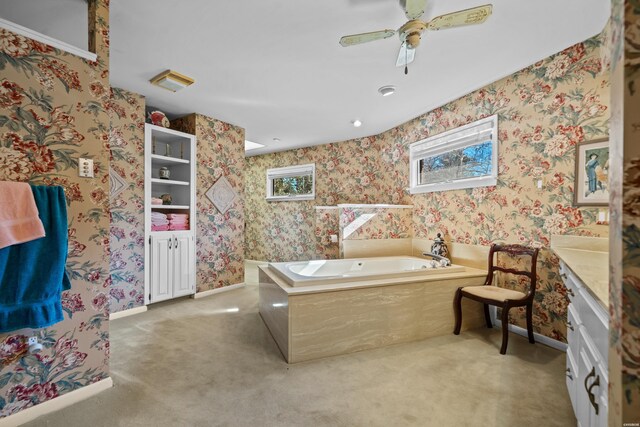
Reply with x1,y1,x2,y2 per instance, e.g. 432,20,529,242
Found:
168,239,172,250
565,368,572,380
567,288,575,297
567,321,574,331
174,237,178,248
584,366,600,415
560,273,567,279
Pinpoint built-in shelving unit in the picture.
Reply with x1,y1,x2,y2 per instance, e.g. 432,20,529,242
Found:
144,123,196,304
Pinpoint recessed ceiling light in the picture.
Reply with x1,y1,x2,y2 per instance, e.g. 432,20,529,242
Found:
378,85,396,96
245,140,265,151
149,70,195,92
273,137,280,142
352,119,362,128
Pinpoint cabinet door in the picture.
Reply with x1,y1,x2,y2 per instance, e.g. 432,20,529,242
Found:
566,349,578,415
172,234,195,297
150,235,173,303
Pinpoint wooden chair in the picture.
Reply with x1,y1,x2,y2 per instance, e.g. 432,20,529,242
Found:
453,243,539,354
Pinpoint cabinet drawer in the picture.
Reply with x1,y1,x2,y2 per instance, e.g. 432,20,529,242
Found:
578,287,608,364
567,304,581,362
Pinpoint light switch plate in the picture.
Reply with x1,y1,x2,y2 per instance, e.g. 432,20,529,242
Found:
79,158,94,178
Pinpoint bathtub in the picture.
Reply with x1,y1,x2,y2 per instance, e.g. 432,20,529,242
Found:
269,256,465,287
259,256,488,363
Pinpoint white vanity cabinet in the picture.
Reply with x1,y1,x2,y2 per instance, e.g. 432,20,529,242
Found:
149,233,195,302
559,261,608,427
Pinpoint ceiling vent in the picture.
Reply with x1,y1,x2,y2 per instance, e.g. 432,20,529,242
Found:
149,70,194,92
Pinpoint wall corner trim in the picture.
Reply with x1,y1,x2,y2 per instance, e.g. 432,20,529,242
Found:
109,305,148,321
191,283,245,299
0,17,98,62
0,377,113,426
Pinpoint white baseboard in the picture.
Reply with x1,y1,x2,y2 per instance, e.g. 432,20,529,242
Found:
109,305,147,320
0,377,112,426
192,283,245,299
494,318,567,352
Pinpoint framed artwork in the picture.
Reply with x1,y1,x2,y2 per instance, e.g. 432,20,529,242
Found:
574,138,609,206
206,176,237,214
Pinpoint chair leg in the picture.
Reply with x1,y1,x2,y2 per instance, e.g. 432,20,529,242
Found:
500,305,510,355
453,288,463,335
483,304,492,328
526,302,535,344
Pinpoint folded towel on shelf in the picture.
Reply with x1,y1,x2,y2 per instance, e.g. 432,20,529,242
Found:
168,219,188,225
166,213,189,219
0,185,70,333
168,225,189,231
0,181,46,250
151,225,170,232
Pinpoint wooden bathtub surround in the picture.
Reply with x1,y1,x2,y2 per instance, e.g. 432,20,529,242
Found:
453,243,540,355
259,265,487,363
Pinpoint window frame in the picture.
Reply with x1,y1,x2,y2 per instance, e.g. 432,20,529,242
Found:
266,163,316,201
409,115,499,194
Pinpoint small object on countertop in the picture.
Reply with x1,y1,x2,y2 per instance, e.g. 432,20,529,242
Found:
160,194,172,205
151,197,163,205
430,233,449,258
0,181,45,250
158,167,170,180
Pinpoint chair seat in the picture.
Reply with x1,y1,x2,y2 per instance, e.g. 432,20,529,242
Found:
462,285,526,302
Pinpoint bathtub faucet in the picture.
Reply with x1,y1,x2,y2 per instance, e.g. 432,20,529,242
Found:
422,252,451,266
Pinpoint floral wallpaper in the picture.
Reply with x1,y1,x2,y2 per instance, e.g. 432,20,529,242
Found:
0,0,111,418
609,0,640,422
171,114,245,291
245,32,610,342
314,208,339,259
108,88,145,313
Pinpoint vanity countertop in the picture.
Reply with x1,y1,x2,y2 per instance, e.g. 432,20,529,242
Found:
550,235,608,308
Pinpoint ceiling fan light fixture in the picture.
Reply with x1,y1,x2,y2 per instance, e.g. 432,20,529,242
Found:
150,70,195,92
352,119,363,128
378,85,396,96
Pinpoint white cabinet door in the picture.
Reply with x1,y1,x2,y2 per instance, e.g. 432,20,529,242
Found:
150,235,173,303
172,234,195,297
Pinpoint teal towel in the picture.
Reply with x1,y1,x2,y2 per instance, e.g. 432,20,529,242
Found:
0,185,70,333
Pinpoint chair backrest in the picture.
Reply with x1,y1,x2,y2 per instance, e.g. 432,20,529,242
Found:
484,243,539,298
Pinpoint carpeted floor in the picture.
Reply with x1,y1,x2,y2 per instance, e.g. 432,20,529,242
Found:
25,285,575,427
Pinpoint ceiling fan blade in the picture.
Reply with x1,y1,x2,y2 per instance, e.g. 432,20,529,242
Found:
339,29,396,47
427,4,493,31
400,0,427,20
396,42,416,67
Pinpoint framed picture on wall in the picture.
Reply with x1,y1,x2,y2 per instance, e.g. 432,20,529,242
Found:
573,138,610,207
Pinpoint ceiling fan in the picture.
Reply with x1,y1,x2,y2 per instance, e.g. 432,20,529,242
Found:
339,0,493,73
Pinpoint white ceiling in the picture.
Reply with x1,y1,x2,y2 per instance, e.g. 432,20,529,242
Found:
0,1,610,156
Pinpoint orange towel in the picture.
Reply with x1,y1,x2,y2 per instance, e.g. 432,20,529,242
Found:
0,182,46,249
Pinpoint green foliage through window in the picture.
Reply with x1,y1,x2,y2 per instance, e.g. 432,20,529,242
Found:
272,175,313,197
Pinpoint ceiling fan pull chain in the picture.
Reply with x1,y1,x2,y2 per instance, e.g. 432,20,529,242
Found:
405,46,409,75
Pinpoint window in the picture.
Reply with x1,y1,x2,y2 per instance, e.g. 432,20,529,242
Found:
409,115,498,194
266,164,315,201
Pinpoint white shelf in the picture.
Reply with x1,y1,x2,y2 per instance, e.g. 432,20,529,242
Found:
151,154,190,165
151,205,190,209
151,178,190,186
